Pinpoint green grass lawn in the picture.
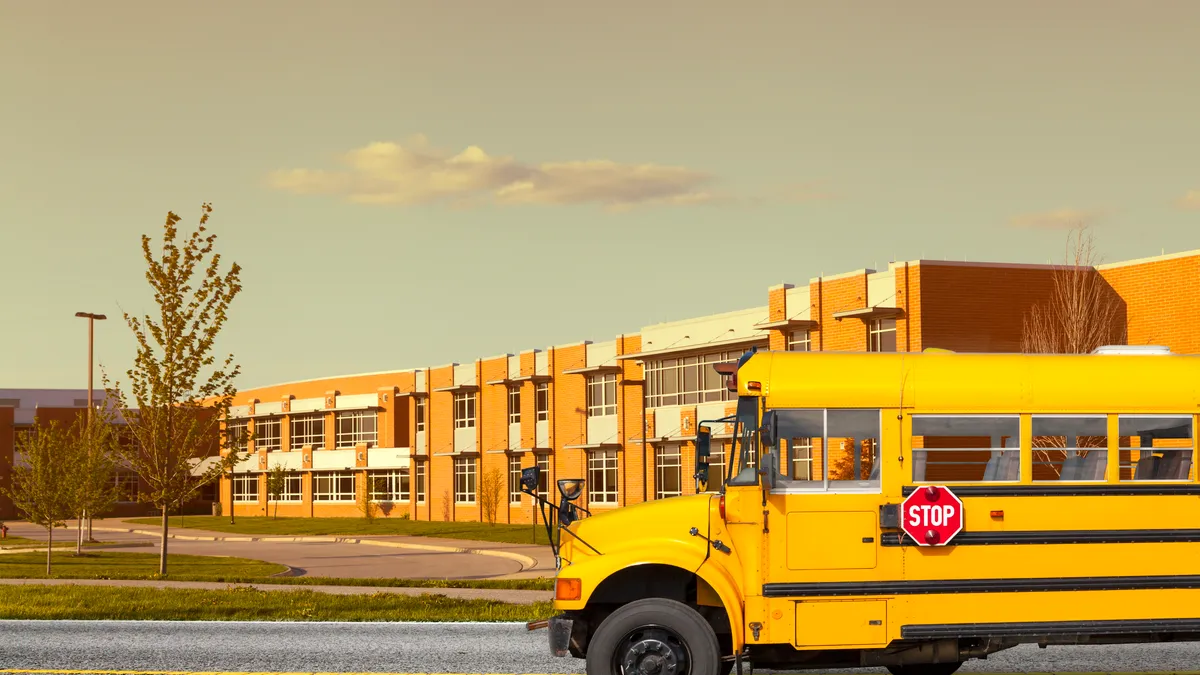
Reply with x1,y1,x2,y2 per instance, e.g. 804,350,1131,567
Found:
0,585,553,621
0,551,286,580
126,515,553,545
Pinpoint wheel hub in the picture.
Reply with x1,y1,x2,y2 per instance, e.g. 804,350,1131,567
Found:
621,629,687,675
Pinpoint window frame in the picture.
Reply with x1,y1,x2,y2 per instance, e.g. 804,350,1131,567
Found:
868,318,898,352
509,455,523,504
290,413,326,450
1118,413,1195,483
587,449,619,505
508,386,522,425
655,444,683,499
454,456,477,504
415,461,427,504
415,397,427,433
787,330,812,352
454,392,477,430
368,469,410,502
254,416,281,451
312,471,357,502
334,410,378,449
231,473,259,503
766,408,884,495
1031,414,1110,483
910,413,1021,486
535,383,549,422
586,373,618,417
277,473,303,502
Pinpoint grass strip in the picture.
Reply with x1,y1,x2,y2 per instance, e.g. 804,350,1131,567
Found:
0,584,554,621
125,515,552,545
0,550,554,590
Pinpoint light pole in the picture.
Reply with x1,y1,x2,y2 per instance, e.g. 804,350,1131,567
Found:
75,311,106,542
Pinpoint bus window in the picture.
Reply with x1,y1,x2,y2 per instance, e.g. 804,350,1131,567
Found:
912,415,1020,483
1119,415,1194,481
766,409,881,492
1032,415,1108,482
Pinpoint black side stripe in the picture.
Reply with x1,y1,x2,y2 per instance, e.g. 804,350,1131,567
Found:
762,574,1200,598
879,529,1200,547
902,618,1200,640
900,485,1200,497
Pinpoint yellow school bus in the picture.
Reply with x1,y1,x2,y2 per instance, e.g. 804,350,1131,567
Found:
539,346,1200,675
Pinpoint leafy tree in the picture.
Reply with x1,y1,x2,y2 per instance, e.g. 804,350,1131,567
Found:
2,421,78,574
67,407,121,555
103,203,244,575
266,464,288,519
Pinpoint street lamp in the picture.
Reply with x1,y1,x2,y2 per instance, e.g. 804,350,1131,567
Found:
75,311,106,541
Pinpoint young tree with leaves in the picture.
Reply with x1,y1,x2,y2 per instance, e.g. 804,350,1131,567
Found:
266,463,287,519
2,421,78,574
67,407,121,555
104,203,244,576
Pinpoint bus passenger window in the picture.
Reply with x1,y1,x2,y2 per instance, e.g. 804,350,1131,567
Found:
1119,416,1194,482
766,408,881,492
911,416,1020,483
1032,416,1108,482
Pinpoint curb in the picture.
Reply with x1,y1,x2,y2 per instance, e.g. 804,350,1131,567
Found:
89,527,541,572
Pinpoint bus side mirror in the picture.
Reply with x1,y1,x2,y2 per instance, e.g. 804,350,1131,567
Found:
759,411,778,447
695,426,711,491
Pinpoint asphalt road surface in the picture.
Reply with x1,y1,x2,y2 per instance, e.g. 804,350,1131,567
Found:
2,620,1200,674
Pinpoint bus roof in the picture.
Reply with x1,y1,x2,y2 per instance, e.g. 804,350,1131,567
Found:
738,349,1200,414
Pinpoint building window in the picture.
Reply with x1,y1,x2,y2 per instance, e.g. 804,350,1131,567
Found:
254,417,281,451
509,455,523,504
415,462,427,504
508,386,521,425
787,330,811,352
587,374,618,417
335,410,377,448
868,318,897,352
226,419,249,452
290,413,325,450
415,397,426,433
535,382,549,422
277,473,302,502
537,454,551,493
454,392,477,429
368,469,410,501
231,474,258,503
113,470,140,502
645,349,756,408
454,457,477,504
313,472,356,502
587,450,619,505
656,445,682,499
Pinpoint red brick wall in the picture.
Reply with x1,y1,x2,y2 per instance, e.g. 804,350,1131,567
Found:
1100,254,1200,354
914,263,1058,353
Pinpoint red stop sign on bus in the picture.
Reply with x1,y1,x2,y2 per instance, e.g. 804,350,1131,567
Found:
901,485,964,546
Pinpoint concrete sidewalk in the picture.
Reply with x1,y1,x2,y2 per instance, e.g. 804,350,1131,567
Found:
0,577,552,603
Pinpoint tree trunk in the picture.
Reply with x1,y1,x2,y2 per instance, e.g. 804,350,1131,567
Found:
87,512,93,542
76,517,82,556
46,525,52,575
159,507,169,576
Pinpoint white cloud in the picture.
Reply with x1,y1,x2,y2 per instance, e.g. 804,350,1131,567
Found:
267,135,716,210
1008,208,1101,230
1177,189,1200,210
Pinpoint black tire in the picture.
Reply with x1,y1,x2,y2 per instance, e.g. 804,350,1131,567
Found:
586,598,723,675
886,662,964,675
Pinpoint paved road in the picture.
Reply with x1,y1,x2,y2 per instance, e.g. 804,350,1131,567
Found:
4,522,527,580
1,621,1199,674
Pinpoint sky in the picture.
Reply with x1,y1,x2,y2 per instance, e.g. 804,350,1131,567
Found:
2,1,1198,390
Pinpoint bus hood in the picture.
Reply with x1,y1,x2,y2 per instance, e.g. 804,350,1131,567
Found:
561,493,716,562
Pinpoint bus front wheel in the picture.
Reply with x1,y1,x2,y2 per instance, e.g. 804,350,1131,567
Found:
587,598,722,675
886,662,964,675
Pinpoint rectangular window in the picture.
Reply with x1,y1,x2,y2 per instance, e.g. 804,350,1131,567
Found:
290,413,325,450
586,374,618,417
1120,415,1194,481
508,386,521,425
313,472,356,502
254,417,281,451
454,392,477,429
509,455,523,504
768,409,882,491
912,415,1020,483
112,470,140,502
787,330,811,352
226,419,249,452
368,469,410,501
277,473,302,502
415,462,427,504
232,474,258,503
535,382,549,422
537,453,551,493
335,411,377,448
415,398,427,433
655,445,682,499
1033,416,1108,481
645,349,758,408
587,450,619,504
454,457,477,504
869,318,898,353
